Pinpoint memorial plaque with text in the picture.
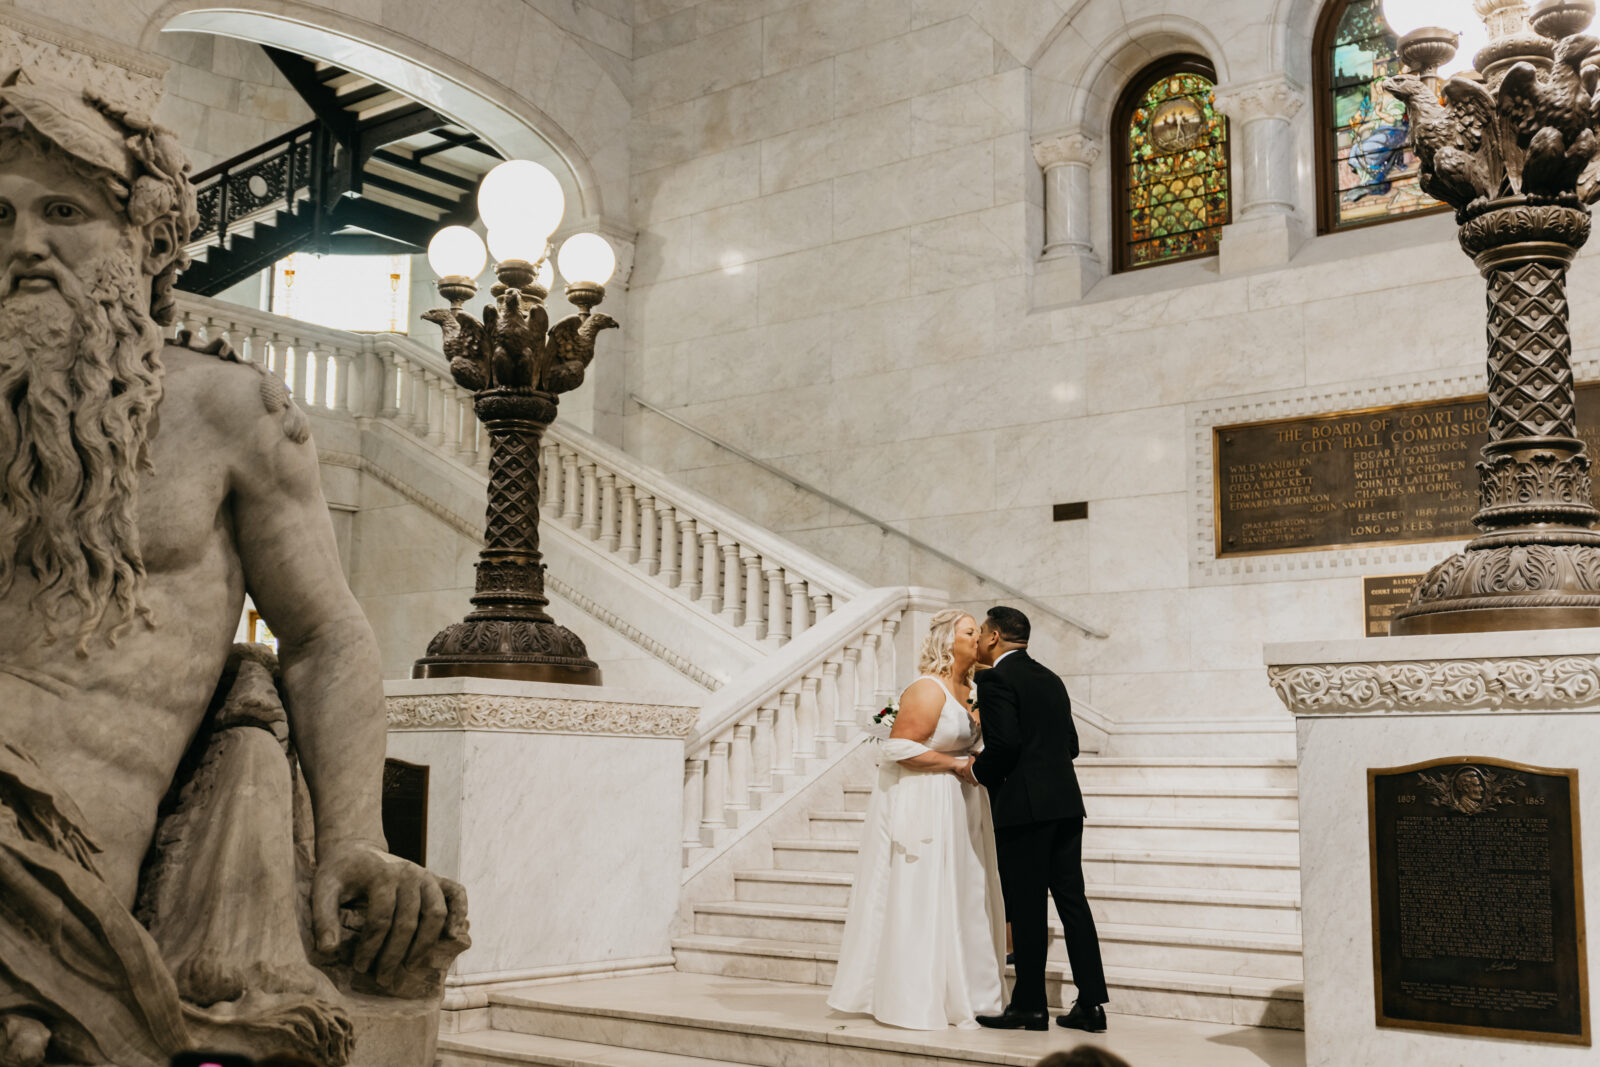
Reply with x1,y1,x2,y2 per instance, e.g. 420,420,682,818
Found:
1363,574,1425,637
1215,385,1600,556
1369,757,1589,1044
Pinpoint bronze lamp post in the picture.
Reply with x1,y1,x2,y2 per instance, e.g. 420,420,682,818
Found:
1383,0,1600,632
411,166,618,681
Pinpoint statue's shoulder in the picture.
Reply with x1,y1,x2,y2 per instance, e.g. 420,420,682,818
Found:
162,333,310,447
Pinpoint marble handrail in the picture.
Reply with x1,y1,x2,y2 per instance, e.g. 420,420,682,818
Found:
170,293,870,649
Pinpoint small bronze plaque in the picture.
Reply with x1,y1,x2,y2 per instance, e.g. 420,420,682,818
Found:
1213,384,1600,556
382,758,429,867
1369,757,1589,1044
1362,574,1425,637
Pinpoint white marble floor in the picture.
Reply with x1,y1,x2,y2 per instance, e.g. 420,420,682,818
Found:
445,971,1306,1067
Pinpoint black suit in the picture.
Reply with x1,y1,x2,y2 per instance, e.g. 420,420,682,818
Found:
972,650,1107,1012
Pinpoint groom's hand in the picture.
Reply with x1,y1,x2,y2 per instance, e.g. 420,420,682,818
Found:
953,758,979,786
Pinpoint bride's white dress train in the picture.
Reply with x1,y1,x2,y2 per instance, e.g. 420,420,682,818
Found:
826,676,1006,1030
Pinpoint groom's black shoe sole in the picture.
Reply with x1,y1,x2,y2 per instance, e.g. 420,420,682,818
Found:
976,1010,1048,1031
1056,1004,1108,1033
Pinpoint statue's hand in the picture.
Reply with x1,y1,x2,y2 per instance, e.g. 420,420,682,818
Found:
311,840,468,991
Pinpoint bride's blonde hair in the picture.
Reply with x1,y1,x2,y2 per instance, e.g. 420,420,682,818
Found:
917,609,976,684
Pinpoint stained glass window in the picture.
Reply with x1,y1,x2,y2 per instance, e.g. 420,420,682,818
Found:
1319,0,1441,229
1116,57,1230,271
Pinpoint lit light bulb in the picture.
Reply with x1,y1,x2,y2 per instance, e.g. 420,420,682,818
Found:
1381,0,1460,36
487,225,548,265
1438,16,1488,76
557,232,617,286
427,225,486,279
536,258,554,289
477,160,565,240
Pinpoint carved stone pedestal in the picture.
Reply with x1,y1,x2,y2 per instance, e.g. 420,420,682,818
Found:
1267,629,1600,1064
384,677,699,1026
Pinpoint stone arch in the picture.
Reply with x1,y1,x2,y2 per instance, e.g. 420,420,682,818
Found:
139,0,620,221
1271,0,1332,85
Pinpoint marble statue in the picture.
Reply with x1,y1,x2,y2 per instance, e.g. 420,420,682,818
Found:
0,75,467,1065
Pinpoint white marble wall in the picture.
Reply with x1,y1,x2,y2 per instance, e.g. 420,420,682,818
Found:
619,0,1560,727
152,33,310,171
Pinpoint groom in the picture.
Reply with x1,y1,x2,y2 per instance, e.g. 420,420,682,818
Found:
966,606,1109,1033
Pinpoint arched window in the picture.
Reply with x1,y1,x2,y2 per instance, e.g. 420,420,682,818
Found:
1113,55,1230,272
1314,0,1445,230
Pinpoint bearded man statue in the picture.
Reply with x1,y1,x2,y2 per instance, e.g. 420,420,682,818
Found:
0,76,467,1066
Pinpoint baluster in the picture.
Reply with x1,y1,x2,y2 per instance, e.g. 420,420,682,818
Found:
774,691,798,776
698,528,721,611
742,551,764,637
638,496,660,574
539,443,558,501
719,536,741,621
269,334,288,381
701,736,730,833
820,661,841,742
857,631,881,717
598,473,619,549
293,344,311,401
379,351,400,418
312,347,330,408
333,349,354,413
682,758,706,849
878,616,900,699
561,452,581,527
408,364,428,434
788,577,811,638
764,565,788,644
810,586,832,623
795,677,820,759
658,506,680,587
425,374,445,445
579,463,600,538
242,326,263,365
679,517,701,600
752,705,776,795
459,403,479,464
442,384,462,452
618,484,638,560
728,722,752,814
839,647,862,728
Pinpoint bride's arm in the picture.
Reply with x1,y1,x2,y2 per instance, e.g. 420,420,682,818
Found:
889,679,969,772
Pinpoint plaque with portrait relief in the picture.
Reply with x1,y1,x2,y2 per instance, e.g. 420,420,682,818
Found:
1368,757,1589,1043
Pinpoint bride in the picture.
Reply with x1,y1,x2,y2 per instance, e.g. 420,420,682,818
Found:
826,609,1006,1030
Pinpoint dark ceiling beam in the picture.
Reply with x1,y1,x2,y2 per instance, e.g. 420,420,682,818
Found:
330,197,438,249
325,232,423,256
359,171,463,212
369,149,478,191
263,46,359,151
355,105,449,161
414,131,501,161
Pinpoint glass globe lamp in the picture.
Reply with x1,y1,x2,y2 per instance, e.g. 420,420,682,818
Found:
557,233,617,286
477,160,565,241
428,225,486,307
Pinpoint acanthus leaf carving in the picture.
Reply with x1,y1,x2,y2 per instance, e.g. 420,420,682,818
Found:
1269,656,1600,712
386,695,698,738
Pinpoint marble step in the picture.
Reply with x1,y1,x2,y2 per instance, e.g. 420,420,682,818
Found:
842,785,872,812
1082,786,1299,820
806,810,866,841
439,1028,747,1067
675,918,1302,985
486,972,1302,1060
1102,723,1295,760
734,869,853,907
1075,757,1299,790
1083,816,1299,855
771,838,859,873
1082,848,1301,894
694,880,1300,944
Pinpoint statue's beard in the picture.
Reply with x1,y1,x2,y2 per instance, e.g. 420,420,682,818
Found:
0,251,164,653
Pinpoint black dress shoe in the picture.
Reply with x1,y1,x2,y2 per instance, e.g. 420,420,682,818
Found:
1056,1000,1107,1033
976,1008,1048,1031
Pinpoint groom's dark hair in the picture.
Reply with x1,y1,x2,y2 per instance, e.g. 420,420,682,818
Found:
985,605,1029,644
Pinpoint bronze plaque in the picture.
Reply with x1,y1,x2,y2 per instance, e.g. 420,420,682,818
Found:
1369,757,1589,1044
381,758,429,867
1363,574,1425,637
1214,384,1600,556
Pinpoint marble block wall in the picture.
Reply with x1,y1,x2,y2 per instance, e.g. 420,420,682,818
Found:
152,32,310,171
1269,630,1600,1065
385,678,699,1007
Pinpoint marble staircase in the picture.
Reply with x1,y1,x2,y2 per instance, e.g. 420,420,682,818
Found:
673,754,1304,1031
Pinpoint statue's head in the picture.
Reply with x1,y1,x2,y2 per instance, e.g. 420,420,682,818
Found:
1382,74,1428,105
0,73,197,653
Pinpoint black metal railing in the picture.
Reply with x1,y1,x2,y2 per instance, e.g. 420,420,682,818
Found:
190,120,337,247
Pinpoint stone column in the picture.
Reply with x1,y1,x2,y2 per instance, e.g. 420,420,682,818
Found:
1212,75,1308,273
1031,129,1103,303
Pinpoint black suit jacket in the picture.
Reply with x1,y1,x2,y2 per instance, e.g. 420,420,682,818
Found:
971,650,1085,827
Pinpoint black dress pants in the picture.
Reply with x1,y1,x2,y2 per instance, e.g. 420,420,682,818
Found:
995,816,1107,1011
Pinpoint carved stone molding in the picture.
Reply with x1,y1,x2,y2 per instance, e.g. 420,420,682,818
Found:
0,9,166,113
1032,130,1100,170
1268,656,1600,713
387,694,699,737
1211,76,1307,123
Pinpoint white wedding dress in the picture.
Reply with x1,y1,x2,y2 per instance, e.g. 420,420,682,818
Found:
826,676,1007,1030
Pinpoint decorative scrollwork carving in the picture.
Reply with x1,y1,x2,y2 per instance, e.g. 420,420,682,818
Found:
387,695,698,738
1269,656,1600,712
